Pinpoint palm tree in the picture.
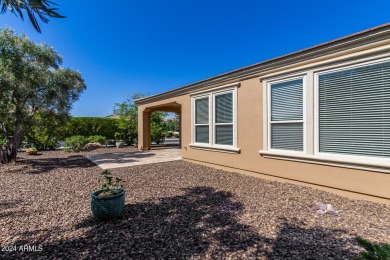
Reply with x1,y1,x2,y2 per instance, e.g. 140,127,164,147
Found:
0,0,65,33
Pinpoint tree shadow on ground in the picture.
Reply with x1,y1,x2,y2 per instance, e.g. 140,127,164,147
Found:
6,187,358,259
5,155,96,175
0,199,26,218
267,218,358,259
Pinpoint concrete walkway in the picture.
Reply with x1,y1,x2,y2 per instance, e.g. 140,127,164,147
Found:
85,147,182,169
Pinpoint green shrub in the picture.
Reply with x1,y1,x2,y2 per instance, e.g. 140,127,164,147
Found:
151,122,166,145
64,117,120,140
26,147,38,155
87,135,106,145
173,133,180,138
355,237,390,260
64,135,88,152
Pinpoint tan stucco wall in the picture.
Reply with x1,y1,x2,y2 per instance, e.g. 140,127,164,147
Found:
138,50,390,204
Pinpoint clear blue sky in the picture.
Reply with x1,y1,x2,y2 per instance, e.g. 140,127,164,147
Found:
2,0,390,117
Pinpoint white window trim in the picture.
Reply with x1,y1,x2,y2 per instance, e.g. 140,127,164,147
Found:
266,76,306,154
192,95,211,145
190,85,240,154
260,56,390,172
313,57,390,165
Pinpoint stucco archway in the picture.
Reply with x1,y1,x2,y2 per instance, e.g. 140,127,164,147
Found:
138,102,181,151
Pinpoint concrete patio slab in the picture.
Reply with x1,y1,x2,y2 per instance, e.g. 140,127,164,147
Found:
85,148,181,169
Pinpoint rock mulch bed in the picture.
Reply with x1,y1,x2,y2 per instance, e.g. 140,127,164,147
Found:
1,150,389,259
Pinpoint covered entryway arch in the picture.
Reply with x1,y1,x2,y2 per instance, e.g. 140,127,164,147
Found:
137,101,181,151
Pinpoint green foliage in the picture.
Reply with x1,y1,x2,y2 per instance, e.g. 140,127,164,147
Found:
64,117,120,140
97,170,125,196
0,0,65,33
114,93,175,145
64,135,88,152
87,135,106,145
165,116,179,132
114,132,124,142
26,147,37,153
113,92,145,145
25,112,69,150
355,237,390,260
0,28,86,163
174,133,180,138
151,111,167,144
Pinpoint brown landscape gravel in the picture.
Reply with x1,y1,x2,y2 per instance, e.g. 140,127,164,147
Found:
1,148,389,259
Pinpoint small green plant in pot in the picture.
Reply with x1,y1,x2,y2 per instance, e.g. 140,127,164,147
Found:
114,132,124,148
91,170,126,221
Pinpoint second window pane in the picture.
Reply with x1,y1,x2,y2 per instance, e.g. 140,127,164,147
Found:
216,125,233,145
271,123,303,151
215,93,233,123
195,125,209,143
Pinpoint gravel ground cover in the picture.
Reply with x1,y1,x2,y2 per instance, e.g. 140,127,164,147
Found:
1,149,389,259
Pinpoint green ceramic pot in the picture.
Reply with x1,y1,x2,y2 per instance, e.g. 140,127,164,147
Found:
91,189,125,221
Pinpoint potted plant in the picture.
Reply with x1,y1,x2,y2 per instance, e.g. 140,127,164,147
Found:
26,147,38,155
91,170,126,221
114,132,124,148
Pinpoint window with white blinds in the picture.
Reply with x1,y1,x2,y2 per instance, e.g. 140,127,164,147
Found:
194,97,210,144
192,87,237,148
319,62,390,158
215,92,233,145
270,79,304,151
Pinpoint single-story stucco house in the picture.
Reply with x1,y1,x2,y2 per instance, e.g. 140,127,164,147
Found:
135,23,390,204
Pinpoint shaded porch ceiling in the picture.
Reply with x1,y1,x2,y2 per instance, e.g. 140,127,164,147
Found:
144,102,181,113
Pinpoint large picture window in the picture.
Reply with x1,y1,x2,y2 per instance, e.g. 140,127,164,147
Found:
318,62,390,158
269,78,304,151
191,85,238,152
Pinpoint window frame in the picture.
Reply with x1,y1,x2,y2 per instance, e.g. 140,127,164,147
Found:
212,90,236,147
190,84,239,153
313,58,390,163
193,95,211,145
267,76,306,154
260,56,390,172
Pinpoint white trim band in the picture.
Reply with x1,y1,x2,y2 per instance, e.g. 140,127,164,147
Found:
259,150,390,174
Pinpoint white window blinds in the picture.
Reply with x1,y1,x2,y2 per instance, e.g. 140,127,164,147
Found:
215,92,233,145
319,62,390,158
195,97,209,143
270,79,304,151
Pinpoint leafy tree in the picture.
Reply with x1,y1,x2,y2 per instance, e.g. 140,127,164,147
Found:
0,28,86,163
151,111,167,144
25,111,69,150
0,0,65,33
113,92,144,145
165,114,179,132
114,92,167,145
